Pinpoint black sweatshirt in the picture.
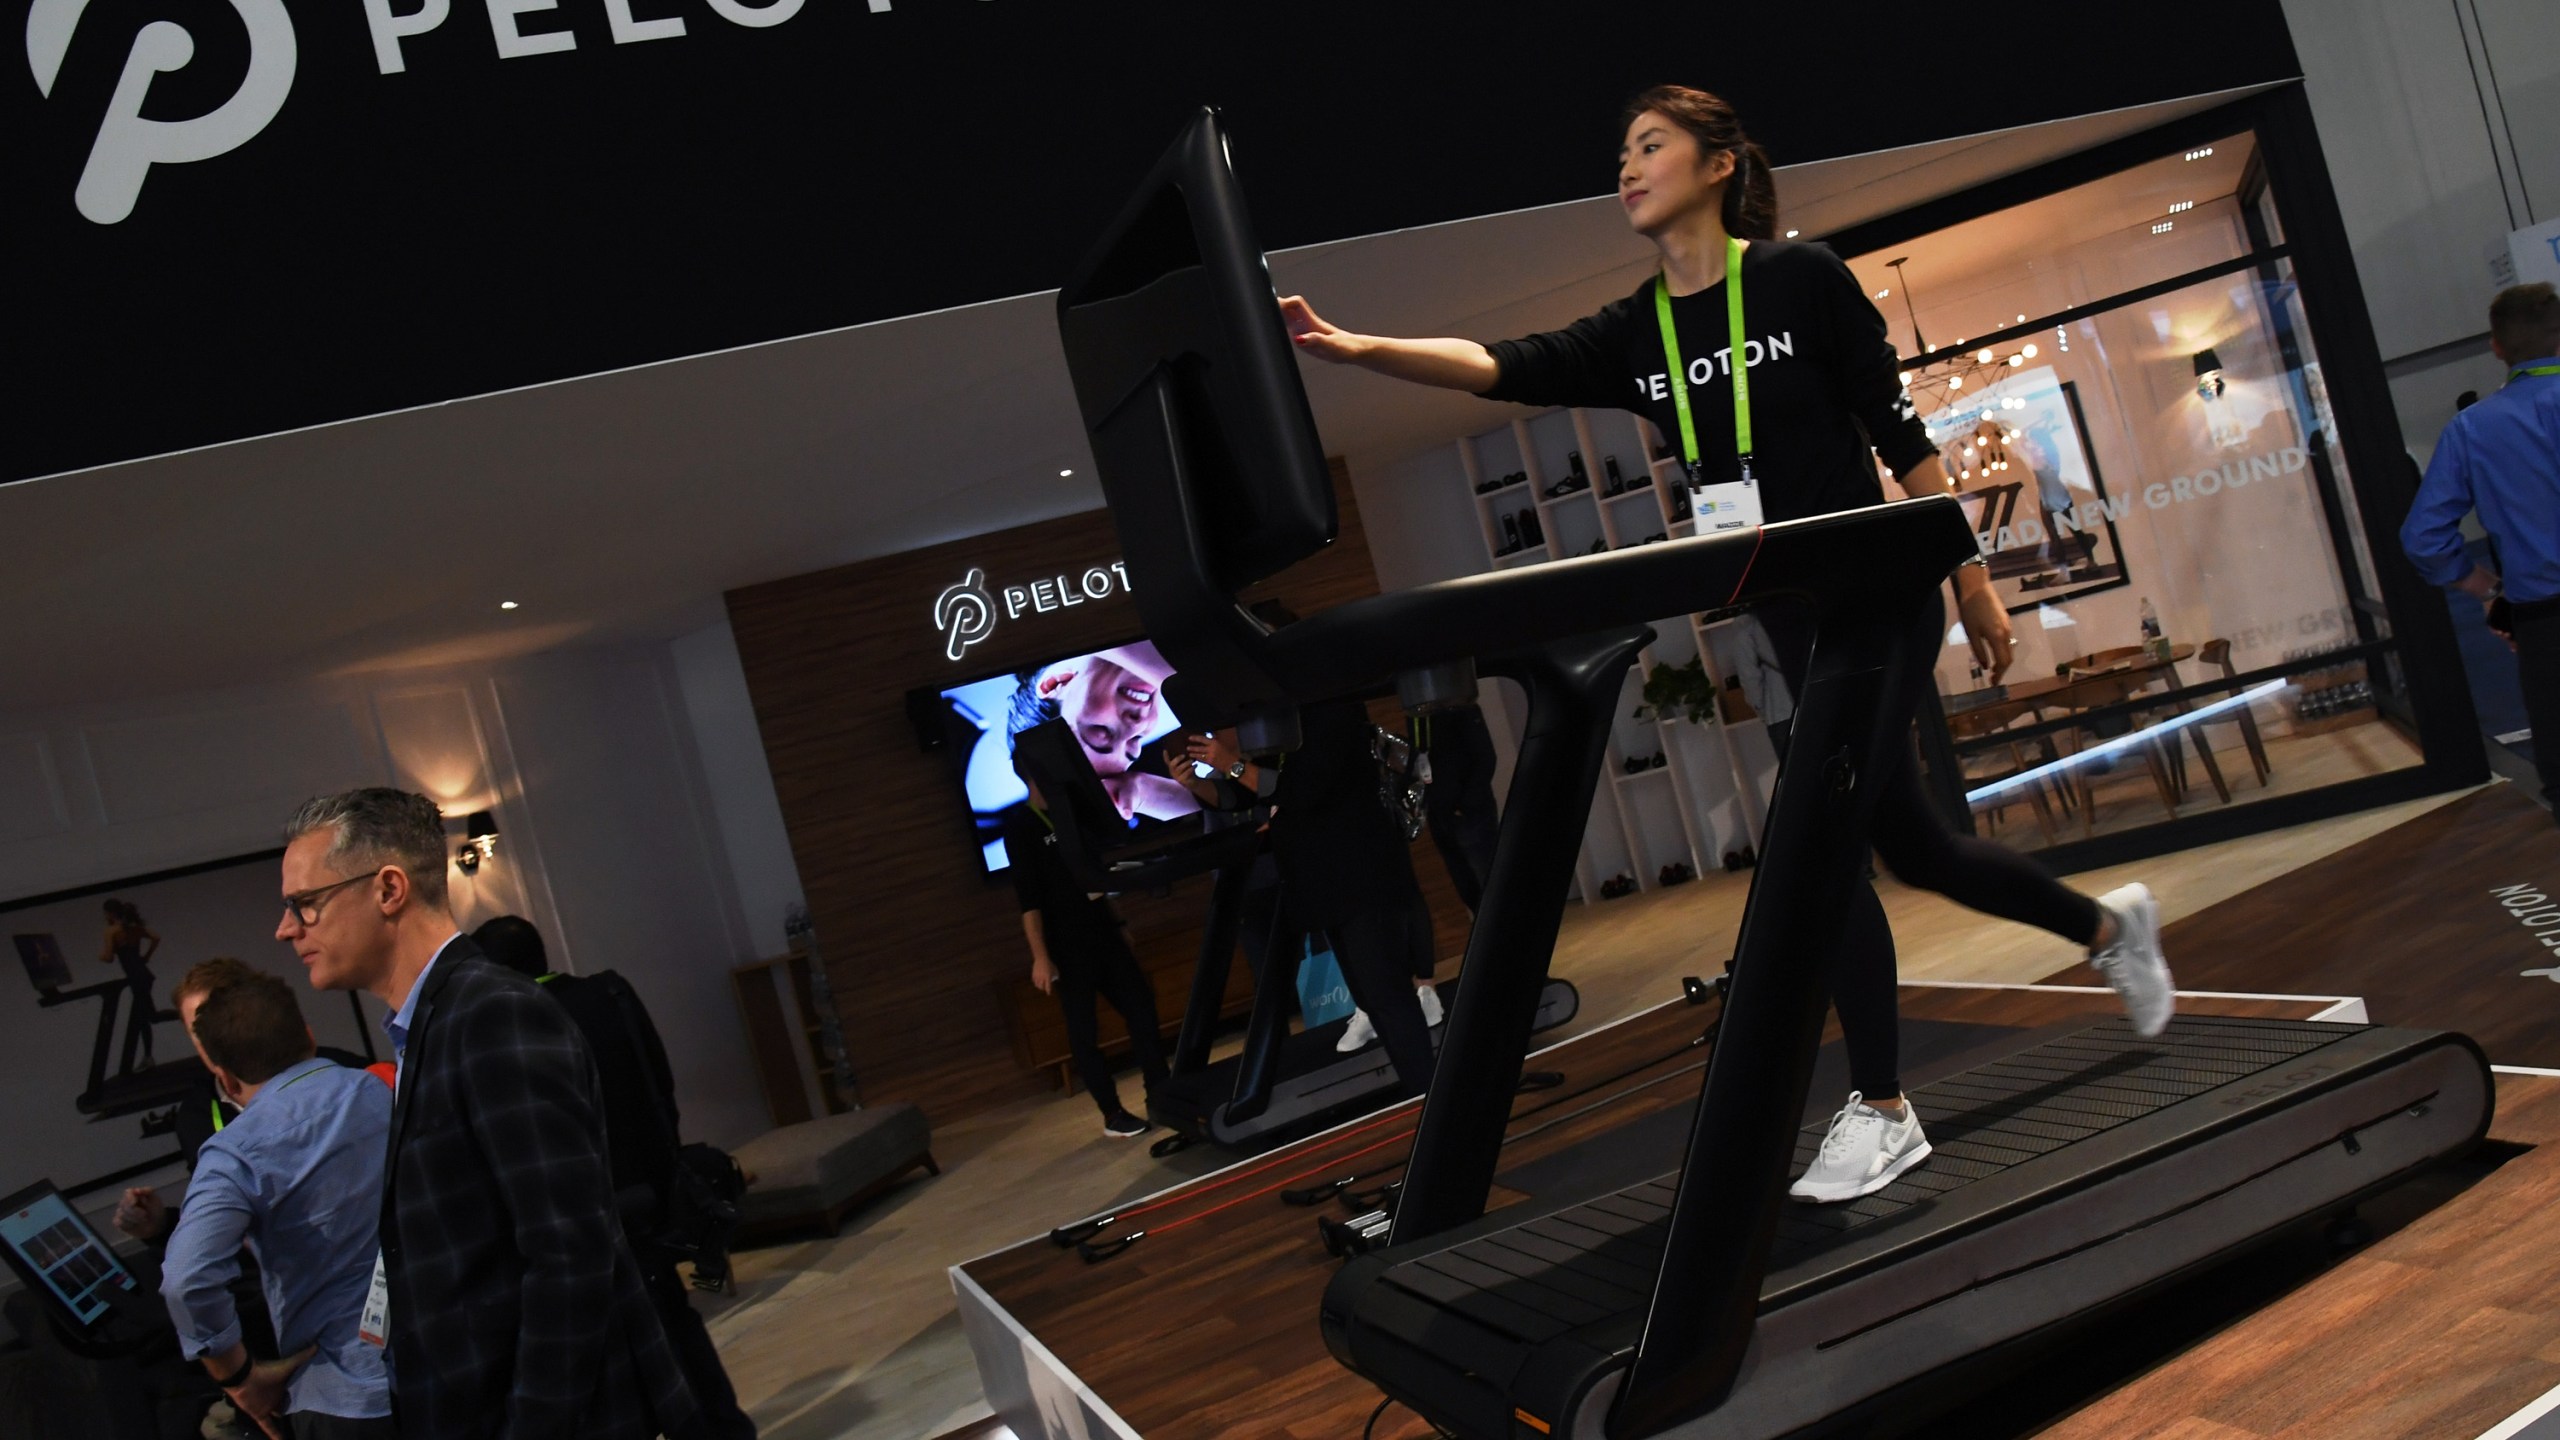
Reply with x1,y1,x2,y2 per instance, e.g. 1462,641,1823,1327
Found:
1481,240,1937,524
1000,802,1122,951
1268,699,1421,931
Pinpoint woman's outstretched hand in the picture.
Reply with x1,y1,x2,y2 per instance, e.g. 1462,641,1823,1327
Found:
1279,296,1364,364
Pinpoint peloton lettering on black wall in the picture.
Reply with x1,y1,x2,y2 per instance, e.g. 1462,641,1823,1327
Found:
933,560,1134,663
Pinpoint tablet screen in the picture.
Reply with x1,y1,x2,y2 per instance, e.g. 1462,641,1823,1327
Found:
0,1183,138,1329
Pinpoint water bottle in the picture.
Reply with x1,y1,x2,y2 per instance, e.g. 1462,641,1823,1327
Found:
2138,597,2168,661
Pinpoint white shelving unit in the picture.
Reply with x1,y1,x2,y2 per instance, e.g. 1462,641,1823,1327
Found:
1457,407,1784,904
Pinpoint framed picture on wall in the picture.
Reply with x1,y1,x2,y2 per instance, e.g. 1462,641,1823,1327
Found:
1925,373,2130,615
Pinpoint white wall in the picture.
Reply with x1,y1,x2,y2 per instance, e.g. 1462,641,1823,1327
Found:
2286,0,2560,459
0,635,790,1194
669,620,807,962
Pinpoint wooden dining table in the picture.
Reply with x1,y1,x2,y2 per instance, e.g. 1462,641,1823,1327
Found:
1943,642,2226,832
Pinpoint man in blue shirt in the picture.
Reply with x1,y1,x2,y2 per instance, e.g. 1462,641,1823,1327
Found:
159,969,394,1439
2402,282,2560,821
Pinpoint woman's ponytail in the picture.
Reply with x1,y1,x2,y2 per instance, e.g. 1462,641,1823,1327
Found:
1722,140,1778,241
1621,86,1782,241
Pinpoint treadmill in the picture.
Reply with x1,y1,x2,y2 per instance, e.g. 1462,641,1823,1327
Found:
1014,714,1577,1157
1057,111,2494,1437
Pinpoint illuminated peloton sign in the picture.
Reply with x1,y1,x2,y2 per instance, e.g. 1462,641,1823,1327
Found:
933,560,1135,662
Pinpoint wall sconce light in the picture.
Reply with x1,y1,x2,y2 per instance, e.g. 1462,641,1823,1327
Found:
2192,348,2226,401
456,811,499,875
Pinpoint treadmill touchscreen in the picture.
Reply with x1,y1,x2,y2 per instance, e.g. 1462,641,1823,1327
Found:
0,1181,139,1329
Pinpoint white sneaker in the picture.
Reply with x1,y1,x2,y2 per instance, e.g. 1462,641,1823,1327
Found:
1335,1008,1376,1053
1416,985,1445,1027
1789,1092,1931,1203
2091,882,2174,1038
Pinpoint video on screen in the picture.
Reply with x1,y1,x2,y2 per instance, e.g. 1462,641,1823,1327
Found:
931,641,1202,874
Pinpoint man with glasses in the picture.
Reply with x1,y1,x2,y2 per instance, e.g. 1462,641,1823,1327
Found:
278,787,699,1439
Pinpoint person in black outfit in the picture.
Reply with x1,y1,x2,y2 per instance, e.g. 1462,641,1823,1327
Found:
1416,708,1500,914
1186,700,1438,1093
472,916,756,1440
999,786,1170,1137
1276,85,2175,1202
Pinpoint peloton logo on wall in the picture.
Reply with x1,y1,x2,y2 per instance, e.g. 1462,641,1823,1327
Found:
27,0,299,223
933,560,1135,662
2494,884,2560,980
29,0,959,223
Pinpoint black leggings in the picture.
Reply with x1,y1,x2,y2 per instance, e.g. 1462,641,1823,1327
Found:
1050,931,1169,1119
1760,598,2102,1099
1325,901,1437,1093
1422,709,1501,913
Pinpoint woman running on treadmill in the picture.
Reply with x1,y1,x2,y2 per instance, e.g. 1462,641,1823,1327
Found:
1276,85,2175,1203
99,898,162,1069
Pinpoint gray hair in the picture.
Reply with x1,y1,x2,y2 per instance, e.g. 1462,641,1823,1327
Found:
284,787,451,911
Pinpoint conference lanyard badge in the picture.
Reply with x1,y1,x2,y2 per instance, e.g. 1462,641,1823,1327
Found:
1659,236,1765,537
1692,462,1764,534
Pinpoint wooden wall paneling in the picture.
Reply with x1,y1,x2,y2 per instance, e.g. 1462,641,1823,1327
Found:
726,461,1479,1124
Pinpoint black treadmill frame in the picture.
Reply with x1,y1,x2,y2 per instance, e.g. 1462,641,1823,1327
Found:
1056,107,1982,1433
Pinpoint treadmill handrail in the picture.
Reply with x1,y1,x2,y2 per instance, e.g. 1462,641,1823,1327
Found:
1256,500,1975,709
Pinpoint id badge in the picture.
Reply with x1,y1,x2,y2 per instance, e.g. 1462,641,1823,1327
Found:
358,1251,389,1348
1691,477,1764,533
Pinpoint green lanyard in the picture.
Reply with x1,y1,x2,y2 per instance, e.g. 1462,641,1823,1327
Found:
209,1062,328,1131
2512,362,2560,383
1654,235,1753,482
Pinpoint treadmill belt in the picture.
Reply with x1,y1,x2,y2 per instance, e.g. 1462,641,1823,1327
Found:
1390,1015,2359,1333
1493,1017,2023,1199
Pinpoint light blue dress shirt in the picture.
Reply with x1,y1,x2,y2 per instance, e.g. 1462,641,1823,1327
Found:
2402,360,2560,603
383,932,462,1080
159,1058,396,1418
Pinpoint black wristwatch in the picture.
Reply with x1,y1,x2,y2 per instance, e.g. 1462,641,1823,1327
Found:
1225,759,1248,781
214,1353,255,1390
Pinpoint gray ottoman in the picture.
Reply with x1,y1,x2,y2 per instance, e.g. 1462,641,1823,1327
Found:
732,1103,937,1244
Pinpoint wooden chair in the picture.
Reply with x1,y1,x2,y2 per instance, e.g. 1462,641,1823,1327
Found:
2191,639,2273,786
2039,670,2185,832
1947,697,2065,843
2062,645,2234,806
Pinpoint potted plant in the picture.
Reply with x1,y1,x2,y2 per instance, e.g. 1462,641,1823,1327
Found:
1641,657,1718,726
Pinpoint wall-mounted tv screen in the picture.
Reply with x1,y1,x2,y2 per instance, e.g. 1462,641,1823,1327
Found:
925,640,1203,875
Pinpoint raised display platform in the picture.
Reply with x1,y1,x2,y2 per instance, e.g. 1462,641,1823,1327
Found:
952,983,2374,1440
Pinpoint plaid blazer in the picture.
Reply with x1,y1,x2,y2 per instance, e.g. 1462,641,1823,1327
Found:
379,941,699,1440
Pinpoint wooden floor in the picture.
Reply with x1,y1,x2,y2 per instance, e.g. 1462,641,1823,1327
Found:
2042,784,2560,1066
721,781,2495,1440
958,988,2345,1440
2036,1071,2560,1440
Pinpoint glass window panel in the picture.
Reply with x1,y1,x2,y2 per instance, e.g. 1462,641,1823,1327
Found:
1876,140,2418,852
1844,133,2260,361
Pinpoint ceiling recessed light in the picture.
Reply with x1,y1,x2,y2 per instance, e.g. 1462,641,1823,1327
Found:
2152,220,2175,234
1059,468,1074,477
1785,229,1800,238
2168,199,2194,213
500,601,519,611
1875,288,1890,299
2184,147,2214,162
